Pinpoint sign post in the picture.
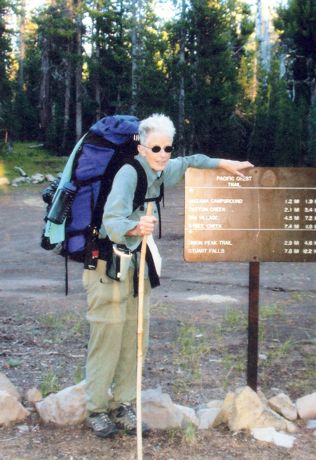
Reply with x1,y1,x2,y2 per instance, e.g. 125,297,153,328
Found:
185,167,316,389
247,261,260,391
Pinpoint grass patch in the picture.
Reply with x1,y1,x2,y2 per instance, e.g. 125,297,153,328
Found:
222,307,247,331
260,303,285,320
39,370,61,396
38,311,86,343
182,422,198,445
175,322,210,379
0,141,66,181
39,313,64,330
73,365,85,384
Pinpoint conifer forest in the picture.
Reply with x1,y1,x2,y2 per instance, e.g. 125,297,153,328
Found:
0,0,315,166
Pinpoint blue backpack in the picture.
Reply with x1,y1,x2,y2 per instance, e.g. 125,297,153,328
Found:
42,115,164,278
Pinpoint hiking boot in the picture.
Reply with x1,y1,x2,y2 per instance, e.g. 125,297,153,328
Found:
87,412,118,438
110,403,150,435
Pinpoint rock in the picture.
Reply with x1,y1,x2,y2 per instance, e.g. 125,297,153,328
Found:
31,173,45,184
141,388,183,429
259,353,268,360
257,388,269,404
25,387,42,404
217,386,297,433
173,404,199,427
14,166,27,177
0,176,10,186
17,424,30,433
296,393,316,420
28,143,44,148
45,174,57,183
268,393,297,421
11,177,30,186
251,427,296,448
187,294,239,304
213,391,235,427
197,407,221,429
285,420,297,433
228,386,264,431
0,373,21,400
0,390,30,426
35,381,87,425
306,419,316,429
206,399,223,409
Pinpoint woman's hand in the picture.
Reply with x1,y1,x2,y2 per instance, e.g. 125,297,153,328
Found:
126,215,157,237
218,159,254,178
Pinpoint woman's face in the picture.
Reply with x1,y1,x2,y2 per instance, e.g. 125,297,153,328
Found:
137,132,173,172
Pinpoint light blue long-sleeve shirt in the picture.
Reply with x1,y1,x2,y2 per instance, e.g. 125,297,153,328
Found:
101,153,220,251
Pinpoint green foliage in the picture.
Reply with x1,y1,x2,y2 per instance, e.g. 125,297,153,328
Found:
0,0,312,166
176,322,210,379
0,142,65,180
6,357,22,368
260,303,285,320
249,53,309,166
182,422,198,445
39,311,86,343
73,365,85,384
308,94,316,166
275,0,316,165
39,312,64,329
11,90,39,141
222,307,247,331
39,370,61,397
0,0,13,134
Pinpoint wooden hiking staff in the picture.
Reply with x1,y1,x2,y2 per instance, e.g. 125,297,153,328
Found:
136,202,153,460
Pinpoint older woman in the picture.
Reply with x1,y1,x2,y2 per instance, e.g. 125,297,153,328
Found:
84,113,253,438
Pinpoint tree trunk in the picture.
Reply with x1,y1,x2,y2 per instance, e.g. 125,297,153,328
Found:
61,1,73,149
178,0,186,155
131,0,142,115
256,0,272,71
39,36,50,136
74,0,82,141
307,78,316,166
18,0,26,89
62,51,71,150
115,0,124,113
93,0,101,119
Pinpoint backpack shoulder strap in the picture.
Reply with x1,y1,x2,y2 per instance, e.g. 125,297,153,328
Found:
124,158,148,211
129,161,164,238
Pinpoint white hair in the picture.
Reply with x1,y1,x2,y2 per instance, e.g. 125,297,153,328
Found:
139,113,176,144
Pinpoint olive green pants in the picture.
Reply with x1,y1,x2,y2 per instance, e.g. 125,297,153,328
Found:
83,259,151,414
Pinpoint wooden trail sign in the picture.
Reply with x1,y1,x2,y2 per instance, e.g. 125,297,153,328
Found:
184,167,316,391
185,167,316,263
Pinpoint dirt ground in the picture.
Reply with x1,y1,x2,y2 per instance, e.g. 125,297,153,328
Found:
0,183,316,460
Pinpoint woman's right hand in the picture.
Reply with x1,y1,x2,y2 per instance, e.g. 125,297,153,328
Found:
126,215,157,237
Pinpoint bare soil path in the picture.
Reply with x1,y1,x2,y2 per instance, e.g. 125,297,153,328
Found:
0,184,315,459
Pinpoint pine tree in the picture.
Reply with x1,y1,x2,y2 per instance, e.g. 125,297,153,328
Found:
33,0,77,149
0,0,13,141
275,0,316,165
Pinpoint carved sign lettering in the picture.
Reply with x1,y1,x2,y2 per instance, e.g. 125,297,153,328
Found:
184,168,316,262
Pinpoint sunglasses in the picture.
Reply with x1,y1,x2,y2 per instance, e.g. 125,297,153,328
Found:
141,144,173,154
